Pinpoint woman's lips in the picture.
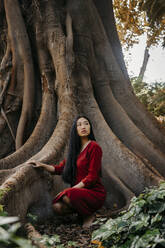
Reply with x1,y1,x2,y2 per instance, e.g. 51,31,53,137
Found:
81,130,87,134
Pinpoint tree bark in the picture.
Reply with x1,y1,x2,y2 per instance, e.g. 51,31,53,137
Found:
4,0,35,150
0,0,164,225
138,45,150,81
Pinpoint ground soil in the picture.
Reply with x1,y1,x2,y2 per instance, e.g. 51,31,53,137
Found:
34,207,112,248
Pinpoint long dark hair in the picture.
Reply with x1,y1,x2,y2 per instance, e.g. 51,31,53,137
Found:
62,115,96,185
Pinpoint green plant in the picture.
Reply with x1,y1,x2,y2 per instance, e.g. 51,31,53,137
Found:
131,78,165,118
38,234,79,248
0,195,35,248
39,234,61,247
0,194,76,248
27,213,38,223
92,181,165,248
67,241,78,247
0,215,35,248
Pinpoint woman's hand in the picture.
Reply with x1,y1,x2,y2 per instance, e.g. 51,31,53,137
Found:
72,181,85,189
27,160,43,167
26,160,55,173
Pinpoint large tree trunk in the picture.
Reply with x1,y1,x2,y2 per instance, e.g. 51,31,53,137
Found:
0,0,164,223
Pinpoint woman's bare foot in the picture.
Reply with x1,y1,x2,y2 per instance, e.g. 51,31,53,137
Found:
82,214,95,228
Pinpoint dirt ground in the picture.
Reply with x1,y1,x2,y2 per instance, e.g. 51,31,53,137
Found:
34,207,112,248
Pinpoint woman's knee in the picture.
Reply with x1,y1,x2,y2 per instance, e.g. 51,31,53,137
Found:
62,195,72,207
53,202,63,215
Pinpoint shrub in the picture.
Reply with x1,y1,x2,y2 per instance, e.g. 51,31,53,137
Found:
92,181,165,248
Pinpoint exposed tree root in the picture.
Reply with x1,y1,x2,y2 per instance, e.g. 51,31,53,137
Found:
103,169,135,210
1,107,15,141
0,85,56,169
92,77,165,175
0,37,11,74
4,0,35,149
0,36,17,156
0,0,77,219
0,165,51,218
0,111,20,158
0,168,14,184
25,222,47,248
31,0,77,163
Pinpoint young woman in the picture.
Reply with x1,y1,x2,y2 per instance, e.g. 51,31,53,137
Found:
28,116,106,227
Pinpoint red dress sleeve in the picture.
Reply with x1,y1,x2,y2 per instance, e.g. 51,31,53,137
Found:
51,159,66,175
81,144,102,188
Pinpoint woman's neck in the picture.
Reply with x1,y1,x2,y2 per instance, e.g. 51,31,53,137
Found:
80,138,91,153
81,137,90,146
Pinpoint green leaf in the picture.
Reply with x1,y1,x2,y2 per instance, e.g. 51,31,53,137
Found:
151,213,162,225
92,226,112,241
130,229,160,248
13,237,35,248
0,205,4,213
0,216,19,226
39,234,61,247
27,213,38,223
148,201,165,213
0,226,11,242
147,190,165,203
67,241,78,247
129,214,150,232
92,182,165,248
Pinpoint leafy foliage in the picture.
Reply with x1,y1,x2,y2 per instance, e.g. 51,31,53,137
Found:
139,0,165,24
131,78,165,118
92,181,165,248
0,208,79,248
0,211,35,248
27,213,38,224
113,0,165,49
0,189,35,248
38,234,61,247
0,192,78,248
38,234,78,248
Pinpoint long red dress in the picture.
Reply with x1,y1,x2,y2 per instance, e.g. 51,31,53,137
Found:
52,141,106,216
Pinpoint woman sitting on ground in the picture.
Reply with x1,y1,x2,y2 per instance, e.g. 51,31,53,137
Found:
28,115,106,228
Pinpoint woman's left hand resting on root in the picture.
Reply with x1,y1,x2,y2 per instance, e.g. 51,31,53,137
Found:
26,160,85,189
26,160,55,173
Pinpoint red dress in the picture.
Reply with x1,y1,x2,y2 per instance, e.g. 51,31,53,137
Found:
52,141,106,216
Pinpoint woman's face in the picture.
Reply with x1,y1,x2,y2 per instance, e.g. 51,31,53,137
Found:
77,117,91,137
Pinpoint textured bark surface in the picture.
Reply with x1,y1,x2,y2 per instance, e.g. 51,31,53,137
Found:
138,45,150,81
0,0,164,225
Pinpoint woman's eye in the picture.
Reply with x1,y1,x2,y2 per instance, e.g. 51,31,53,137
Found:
77,121,89,126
